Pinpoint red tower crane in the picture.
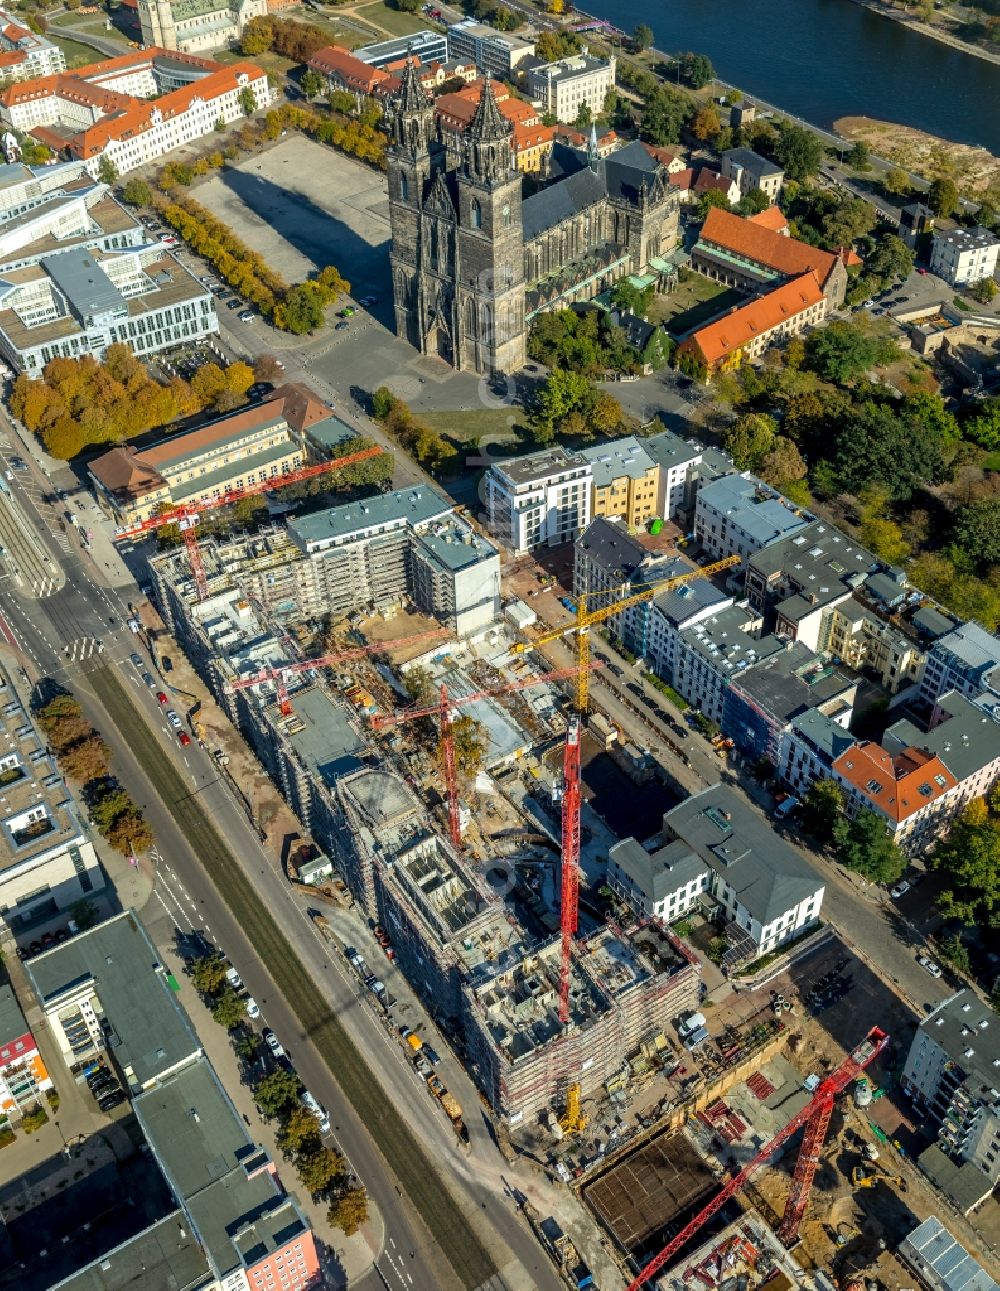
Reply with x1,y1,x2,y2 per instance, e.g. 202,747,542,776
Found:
558,718,581,1026
223,628,449,715
625,1026,890,1290
370,664,598,849
113,444,386,600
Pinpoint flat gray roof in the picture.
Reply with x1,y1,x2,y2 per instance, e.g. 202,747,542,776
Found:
917,1145,996,1218
53,1213,210,1291
643,428,704,474
698,474,809,548
342,768,419,826
26,912,200,1088
494,446,587,486
285,687,365,788
288,485,451,550
750,520,875,601
0,982,27,1048
883,691,1000,781
731,641,853,723
722,147,784,177
900,1215,999,1291
648,555,730,626
41,247,123,319
679,603,783,676
664,783,824,925
580,437,656,488
913,989,1000,1093
417,516,496,572
933,621,1000,673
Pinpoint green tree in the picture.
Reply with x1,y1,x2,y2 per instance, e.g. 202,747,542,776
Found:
640,85,689,146
575,102,592,128
736,189,771,217
296,1146,345,1195
831,400,948,502
610,279,654,318
677,51,715,89
371,386,396,420
724,412,777,472
927,176,959,217
805,319,898,382
444,715,488,782
932,800,1000,927
774,123,824,181
632,22,654,50
239,85,257,117
759,436,807,487
835,808,906,884
300,69,323,99
865,234,914,286
402,664,436,707
883,165,911,197
822,197,876,248
847,140,870,170
953,499,1000,570
279,1105,322,1154
800,778,845,841
97,154,118,185
69,899,98,931
191,955,228,996
532,368,593,440
328,1185,369,1235
975,200,997,230
255,1067,301,1119
35,694,91,752
211,987,247,1029
278,283,326,334
938,933,971,974
121,177,151,206
697,188,733,220
971,277,998,304
964,398,1000,451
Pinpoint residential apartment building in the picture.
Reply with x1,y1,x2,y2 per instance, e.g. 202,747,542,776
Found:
580,436,659,528
88,382,331,527
723,641,856,766
485,447,592,552
673,603,783,724
0,243,218,376
929,225,1000,287
308,43,396,101
0,9,65,81
137,0,268,54
609,784,825,962
901,990,1000,1215
433,78,555,174
26,912,321,1288
0,983,52,1123
899,1217,999,1291
832,741,959,855
643,428,709,523
919,621,1000,710
694,472,810,568
0,49,270,177
0,181,143,275
720,147,784,201
778,707,858,797
447,18,536,78
745,519,876,652
823,596,927,694
354,28,448,69
642,565,734,682
524,52,615,124
287,485,500,636
679,271,827,374
0,663,105,943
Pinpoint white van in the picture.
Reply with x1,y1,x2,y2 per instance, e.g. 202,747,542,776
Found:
301,1090,331,1134
678,1011,706,1039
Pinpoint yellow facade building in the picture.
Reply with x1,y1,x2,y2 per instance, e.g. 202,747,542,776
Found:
581,437,661,529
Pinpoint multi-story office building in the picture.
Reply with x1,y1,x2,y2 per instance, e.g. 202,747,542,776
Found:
0,983,52,1123
0,663,105,943
486,447,592,552
0,180,142,275
919,620,1000,710
580,436,660,528
524,52,615,124
929,225,1000,287
447,18,536,78
0,243,217,375
89,382,331,527
354,28,448,69
694,472,810,568
0,48,269,177
0,7,65,80
901,990,1000,1215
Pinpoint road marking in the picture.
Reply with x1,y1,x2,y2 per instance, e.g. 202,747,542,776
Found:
153,889,183,931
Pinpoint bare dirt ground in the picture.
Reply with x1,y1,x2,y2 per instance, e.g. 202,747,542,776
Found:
835,115,1000,197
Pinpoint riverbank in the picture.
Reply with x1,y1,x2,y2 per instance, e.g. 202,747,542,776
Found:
835,115,1000,196
842,0,1000,68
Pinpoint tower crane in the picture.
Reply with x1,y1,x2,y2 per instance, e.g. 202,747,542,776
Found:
113,444,387,601
557,717,586,1137
223,628,449,716
512,555,742,712
369,664,598,849
625,1026,890,1290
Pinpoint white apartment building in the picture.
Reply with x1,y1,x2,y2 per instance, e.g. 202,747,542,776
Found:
0,183,143,274
0,50,270,178
485,447,592,552
671,602,782,723
720,148,784,201
447,19,536,78
0,244,218,375
929,225,1000,287
0,8,65,81
918,620,1000,710
525,53,616,124
0,665,105,944
694,473,810,569
643,428,711,522
778,708,858,797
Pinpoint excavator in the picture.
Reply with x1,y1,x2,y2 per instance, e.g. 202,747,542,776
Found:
851,1162,907,1193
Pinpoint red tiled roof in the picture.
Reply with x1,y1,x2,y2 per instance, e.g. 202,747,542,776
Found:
685,272,824,367
3,22,32,42
693,167,734,196
747,206,789,233
308,44,390,95
643,143,684,166
833,742,957,823
0,51,26,68
700,206,841,287
669,167,694,192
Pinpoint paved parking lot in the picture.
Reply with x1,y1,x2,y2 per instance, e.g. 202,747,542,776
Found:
195,136,393,297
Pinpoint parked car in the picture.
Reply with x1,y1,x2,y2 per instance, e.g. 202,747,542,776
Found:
335,321,349,331
337,306,355,318
918,954,942,978
142,672,155,688
130,652,143,668
156,691,168,704
246,996,260,1019
264,1029,284,1058
225,965,243,991
890,880,911,899
178,731,191,747
98,1090,126,1112
166,710,182,729
226,299,242,310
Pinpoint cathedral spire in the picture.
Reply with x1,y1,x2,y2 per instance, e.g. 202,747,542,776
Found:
469,72,510,142
399,54,430,113
587,122,599,171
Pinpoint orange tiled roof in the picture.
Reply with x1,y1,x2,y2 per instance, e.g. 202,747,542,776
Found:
643,143,684,166
701,205,840,287
0,51,26,68
686,272,824,366
669,167,694,192
3,22,31,42
747,205,789,233
308,44,391,94
833,741,957,823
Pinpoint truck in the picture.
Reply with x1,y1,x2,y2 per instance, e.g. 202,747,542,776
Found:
406,1033,423,1053
437,1090,469,1144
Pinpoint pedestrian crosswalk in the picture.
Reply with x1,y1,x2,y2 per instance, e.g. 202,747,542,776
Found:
31,576,58,597
64,637,103,660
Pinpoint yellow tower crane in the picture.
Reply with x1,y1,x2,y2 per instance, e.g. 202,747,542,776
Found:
513,555,743,712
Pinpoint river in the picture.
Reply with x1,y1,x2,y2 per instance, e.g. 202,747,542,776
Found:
582,0,1000,155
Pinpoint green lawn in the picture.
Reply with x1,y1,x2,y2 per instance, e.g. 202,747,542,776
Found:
421,407,529,448
354,0,434,38
663,287,745,338
214,48,298,77
983,451,1000,472
57,13,129,40
51,34,105,68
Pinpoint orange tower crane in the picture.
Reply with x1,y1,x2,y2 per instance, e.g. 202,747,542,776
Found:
625,1026,890,1289
370,665,598,849
512,555,742,712
223,628,449,716
113,444,386,600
